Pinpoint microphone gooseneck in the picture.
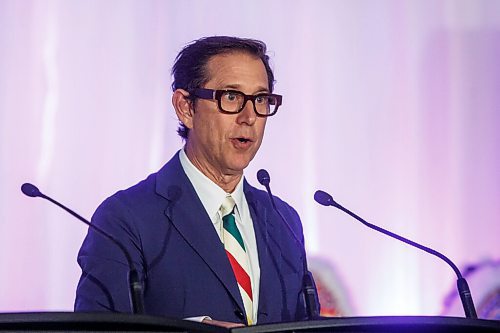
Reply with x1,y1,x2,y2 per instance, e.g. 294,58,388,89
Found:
257,170,320,320
21,182,145,314
314,189,477,319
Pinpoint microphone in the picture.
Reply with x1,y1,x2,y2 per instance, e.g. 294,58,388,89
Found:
257,170,320,320
21,182,145,314
314,189,477,319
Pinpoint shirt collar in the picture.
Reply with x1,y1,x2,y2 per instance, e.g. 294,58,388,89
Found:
179,148,245,223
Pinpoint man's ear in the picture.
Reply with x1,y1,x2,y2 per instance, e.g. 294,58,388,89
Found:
172,89,194,129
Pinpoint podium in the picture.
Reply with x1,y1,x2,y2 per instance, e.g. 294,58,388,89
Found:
0,312,222,332
232,316,500,333
0,313,498,332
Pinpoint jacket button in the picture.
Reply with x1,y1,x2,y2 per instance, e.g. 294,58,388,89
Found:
234,309,245,321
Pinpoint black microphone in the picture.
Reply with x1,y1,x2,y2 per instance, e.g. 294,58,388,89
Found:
314,189,477,319
257,170,320,320
21,182,145,314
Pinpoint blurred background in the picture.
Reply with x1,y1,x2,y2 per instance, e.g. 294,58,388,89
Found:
1,0,499,318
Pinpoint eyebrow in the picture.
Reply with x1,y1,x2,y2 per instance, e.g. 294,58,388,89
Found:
223,84,270,94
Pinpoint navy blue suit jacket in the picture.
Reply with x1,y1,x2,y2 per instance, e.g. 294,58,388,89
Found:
75,152,315,324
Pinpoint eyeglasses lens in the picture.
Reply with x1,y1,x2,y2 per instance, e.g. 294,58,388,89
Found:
220,91,277,116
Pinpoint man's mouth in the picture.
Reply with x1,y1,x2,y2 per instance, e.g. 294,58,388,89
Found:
230,137,253,149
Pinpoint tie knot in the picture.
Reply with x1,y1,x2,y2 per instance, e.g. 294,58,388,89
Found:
220,195,236,217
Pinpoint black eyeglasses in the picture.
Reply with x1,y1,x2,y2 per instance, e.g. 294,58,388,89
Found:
190,88,282,117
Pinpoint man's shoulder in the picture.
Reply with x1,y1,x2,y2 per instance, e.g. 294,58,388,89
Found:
98,152,185,212
112,172,157,204
93,172,159,221
244,180,299,217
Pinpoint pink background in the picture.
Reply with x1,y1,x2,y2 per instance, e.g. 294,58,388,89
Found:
1,0,499,316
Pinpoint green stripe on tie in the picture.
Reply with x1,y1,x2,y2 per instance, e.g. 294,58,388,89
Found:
223,213,245,250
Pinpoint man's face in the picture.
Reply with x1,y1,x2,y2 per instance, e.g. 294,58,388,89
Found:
186,52,269,177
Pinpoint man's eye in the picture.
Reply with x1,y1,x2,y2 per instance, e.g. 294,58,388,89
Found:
224,92,238,102
255,96,267,104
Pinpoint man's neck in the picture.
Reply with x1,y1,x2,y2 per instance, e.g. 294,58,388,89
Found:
184,146,242,193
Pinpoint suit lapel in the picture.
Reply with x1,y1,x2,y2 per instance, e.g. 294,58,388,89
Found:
244,183,279,323
155,153,244,312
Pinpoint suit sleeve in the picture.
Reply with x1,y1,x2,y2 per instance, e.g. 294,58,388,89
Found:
74,195,144,313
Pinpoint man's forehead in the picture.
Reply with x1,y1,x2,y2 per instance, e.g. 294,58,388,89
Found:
204,51,269,89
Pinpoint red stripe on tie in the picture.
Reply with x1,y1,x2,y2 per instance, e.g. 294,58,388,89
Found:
226,250,253,300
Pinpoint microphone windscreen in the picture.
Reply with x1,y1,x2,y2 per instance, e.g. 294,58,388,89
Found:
21,183,41,197
314,190,334,206
257,169,270,186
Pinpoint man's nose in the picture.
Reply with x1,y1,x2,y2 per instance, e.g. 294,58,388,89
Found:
236,100,257,125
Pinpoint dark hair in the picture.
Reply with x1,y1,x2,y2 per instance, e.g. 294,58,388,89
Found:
171,36,275,139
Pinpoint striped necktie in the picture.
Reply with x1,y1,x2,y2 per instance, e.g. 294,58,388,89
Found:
220,195,254,325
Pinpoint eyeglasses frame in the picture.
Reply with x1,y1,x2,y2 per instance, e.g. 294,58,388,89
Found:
189,88,282,117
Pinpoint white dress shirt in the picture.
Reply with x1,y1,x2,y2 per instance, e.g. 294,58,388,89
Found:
179,149,260,323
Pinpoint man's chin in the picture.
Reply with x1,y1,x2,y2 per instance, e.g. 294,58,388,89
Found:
226,158,253,175
230,150,257,166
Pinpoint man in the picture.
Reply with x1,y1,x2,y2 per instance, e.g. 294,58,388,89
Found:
75,36,318,327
